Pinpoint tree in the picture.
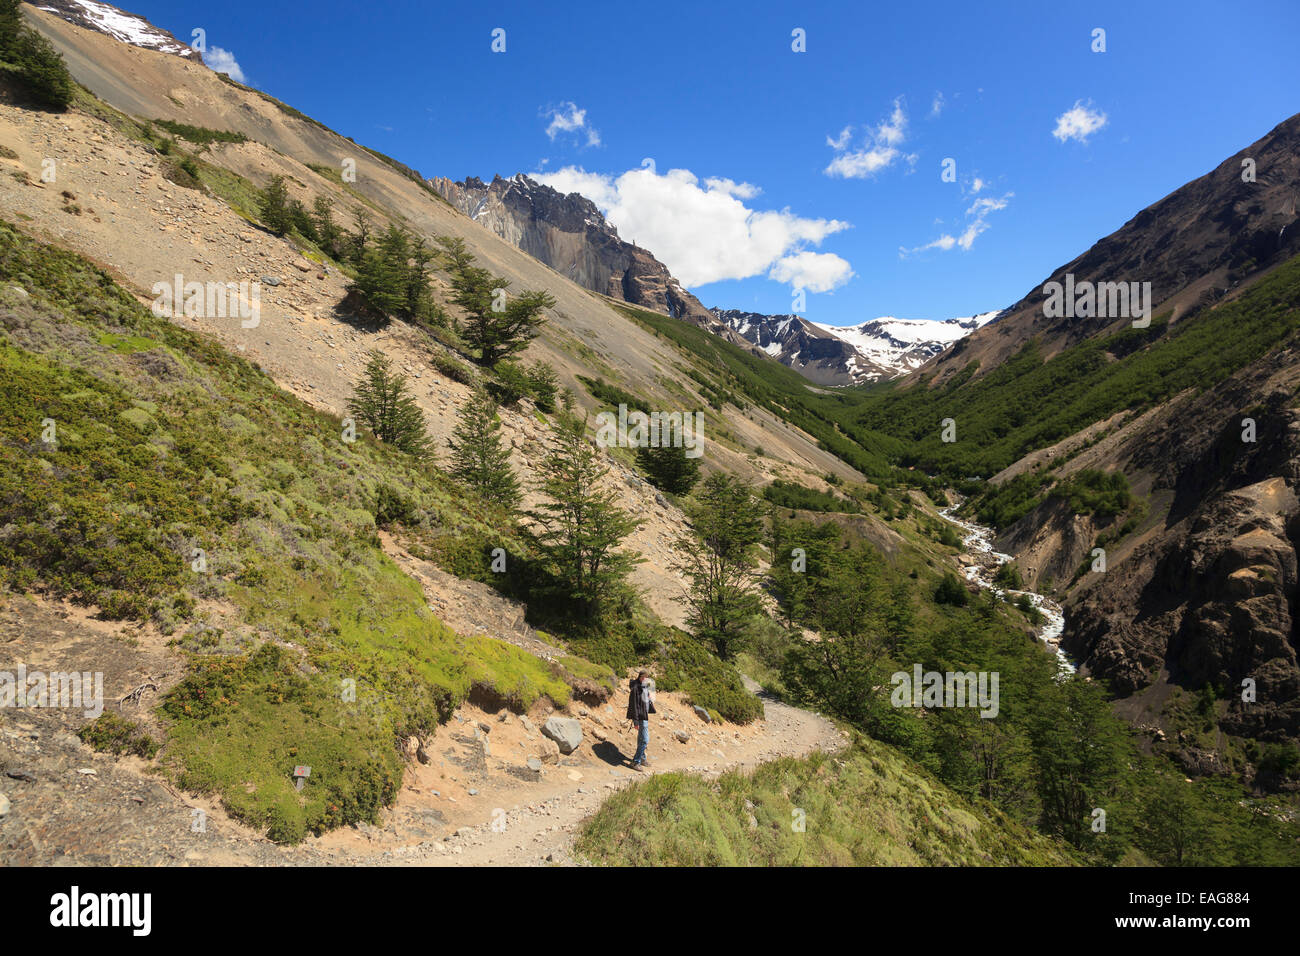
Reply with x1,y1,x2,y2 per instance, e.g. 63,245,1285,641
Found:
447,391,520,508
673,473,764,660
1028,676,1131,848
437,236,553,366
258,175,292,236
524,361,559,413
350,228,407,317
0,0,73,111
1137,775,1206,866
767,516,840,627
312,196,343,258
935,571,969,606
636,442,700,496
347,351,431,457
349,209,371,265
528,413,640,616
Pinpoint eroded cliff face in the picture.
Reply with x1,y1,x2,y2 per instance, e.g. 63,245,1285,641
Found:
431,173,715,326
1013,364,1300,752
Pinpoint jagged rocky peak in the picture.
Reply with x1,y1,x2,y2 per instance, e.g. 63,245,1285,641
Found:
430,172,713,325
30,0,200,59
712,307,1002,387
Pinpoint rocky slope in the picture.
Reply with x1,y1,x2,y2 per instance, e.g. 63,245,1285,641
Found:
431,173,717,328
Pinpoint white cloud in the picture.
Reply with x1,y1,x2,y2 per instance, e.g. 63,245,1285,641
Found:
970,176,986,194
543,102,601,147
930,91,945,117
824,98,918,179
704,177,761,200
966,195,1008,216
534,165,851,289
1052,100,1108,143
769,251,854,293
903,192,1013,256
826,126,853,150
205,46,246,84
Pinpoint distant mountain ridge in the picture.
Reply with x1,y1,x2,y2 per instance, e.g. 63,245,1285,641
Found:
712,308,1002,386
30,0,199,59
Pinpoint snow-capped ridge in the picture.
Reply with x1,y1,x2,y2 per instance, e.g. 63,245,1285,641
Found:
712,307,1003,386
34,0,199,59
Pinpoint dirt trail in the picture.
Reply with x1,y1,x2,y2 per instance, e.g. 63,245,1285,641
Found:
0,591,845,867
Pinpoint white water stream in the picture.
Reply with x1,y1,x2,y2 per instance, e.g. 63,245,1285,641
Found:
938,504,1076,674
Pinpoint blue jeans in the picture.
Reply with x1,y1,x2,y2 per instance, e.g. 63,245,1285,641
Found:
633,719,649,765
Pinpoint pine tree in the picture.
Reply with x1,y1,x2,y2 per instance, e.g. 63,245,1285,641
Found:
312,196,343,258
437,236,554,367
447,391,520,508
349,209,371,265
258,175,292,235
0,0,73,111
347,351,431,457
636,442,700,496
528,413,640,616
673,473,765,660
350,228,405,317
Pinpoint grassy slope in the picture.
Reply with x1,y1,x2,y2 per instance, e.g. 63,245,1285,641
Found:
576,737,1078,866
0,218,603,841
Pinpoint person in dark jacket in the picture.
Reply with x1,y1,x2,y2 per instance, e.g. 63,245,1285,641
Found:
626,669,656,770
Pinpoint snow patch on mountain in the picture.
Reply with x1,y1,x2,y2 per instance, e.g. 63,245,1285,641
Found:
712,307,1002,386
815,312,1001,379
34,0,198,58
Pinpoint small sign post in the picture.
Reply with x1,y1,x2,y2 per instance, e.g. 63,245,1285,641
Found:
293,765,311,791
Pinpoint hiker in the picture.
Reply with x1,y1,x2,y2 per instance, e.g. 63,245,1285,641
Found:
626,669,656,770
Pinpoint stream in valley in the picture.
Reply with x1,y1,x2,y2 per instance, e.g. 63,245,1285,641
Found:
938,504,1076,673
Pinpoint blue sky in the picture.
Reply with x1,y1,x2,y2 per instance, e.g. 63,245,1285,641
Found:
127,0,1299,327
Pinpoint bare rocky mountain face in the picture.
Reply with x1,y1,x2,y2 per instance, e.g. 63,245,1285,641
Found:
431,174,719,328
713,308,1001,386
973,113,1300,759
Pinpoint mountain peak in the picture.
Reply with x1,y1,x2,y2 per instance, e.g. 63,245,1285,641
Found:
430,173,714,326
29,0,200,60
712,308,1001,386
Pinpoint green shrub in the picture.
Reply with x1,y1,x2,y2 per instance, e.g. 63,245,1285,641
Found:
934,572,969,606
485,360,532,406
151,119,247,146
1049,469,1132,518
430,350,477,385
655,627,763,724
78,712,160,759
762,479,860,514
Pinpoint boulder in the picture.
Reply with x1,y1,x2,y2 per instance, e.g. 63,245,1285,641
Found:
537,736,561,765
692,705,712,724
542,717,582,754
